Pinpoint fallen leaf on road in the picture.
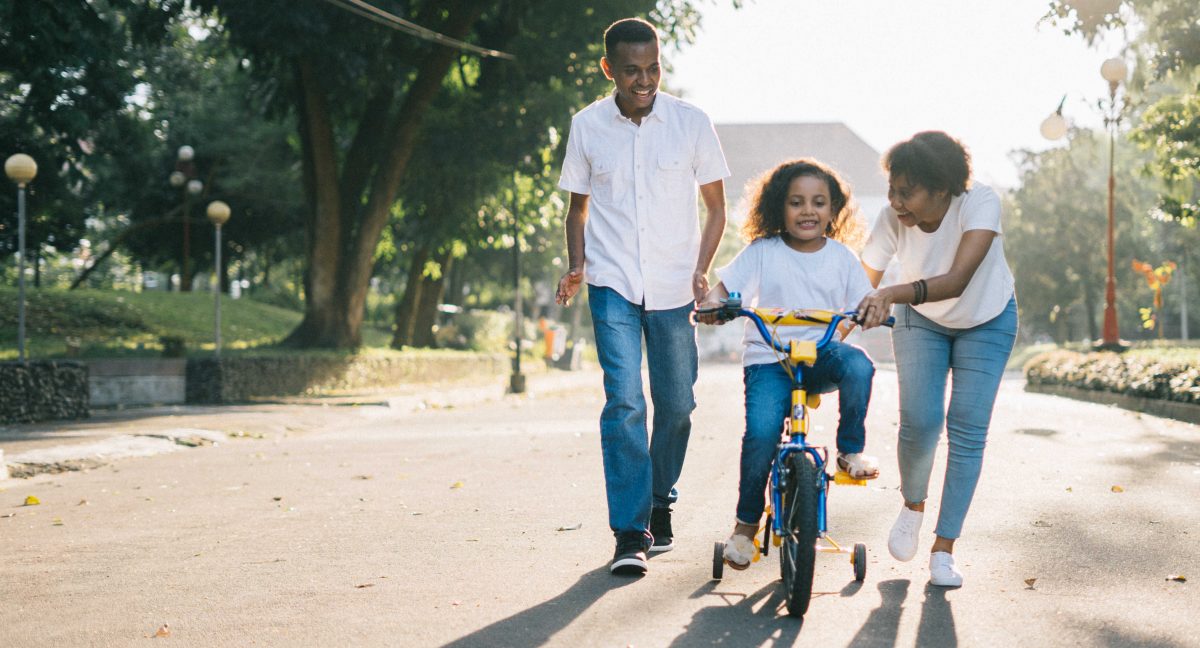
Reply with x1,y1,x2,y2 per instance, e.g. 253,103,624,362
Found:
23,496,40,506
272,496,282,502
52,518,63,526
1066,487,1073,493
1032,520,1052,528
1111,485,1124,493
1166,575,1187,582
353,475,373,480
153,624,171,638
1024,578,1037,589
355,583,375,589
450,481,464,489
77,499,88,506
1,513,15,519
557,523,583,531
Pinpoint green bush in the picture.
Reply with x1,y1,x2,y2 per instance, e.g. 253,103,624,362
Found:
1025,348,1200,404
436,309,513,353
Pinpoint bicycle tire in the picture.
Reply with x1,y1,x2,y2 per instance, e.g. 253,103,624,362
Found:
780,451,820,618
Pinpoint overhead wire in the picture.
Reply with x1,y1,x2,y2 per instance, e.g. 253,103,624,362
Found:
319,0,515,60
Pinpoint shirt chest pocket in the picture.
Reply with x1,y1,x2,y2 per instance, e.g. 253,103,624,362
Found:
657,151,691,200
591,156,618,204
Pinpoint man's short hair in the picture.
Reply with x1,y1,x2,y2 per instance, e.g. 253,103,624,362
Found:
604,17,658,60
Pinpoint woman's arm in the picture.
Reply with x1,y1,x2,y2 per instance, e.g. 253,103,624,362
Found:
855,229,996,329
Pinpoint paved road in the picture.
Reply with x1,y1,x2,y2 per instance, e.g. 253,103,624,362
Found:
1,364,1197,647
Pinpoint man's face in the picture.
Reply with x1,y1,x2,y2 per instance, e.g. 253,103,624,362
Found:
602,40,661,116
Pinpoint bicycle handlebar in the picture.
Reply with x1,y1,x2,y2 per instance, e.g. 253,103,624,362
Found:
694,292,894,355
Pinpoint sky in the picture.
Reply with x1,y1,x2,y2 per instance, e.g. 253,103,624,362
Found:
667,0,1128,189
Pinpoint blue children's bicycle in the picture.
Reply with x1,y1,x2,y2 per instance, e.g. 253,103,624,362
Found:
697,293,893,618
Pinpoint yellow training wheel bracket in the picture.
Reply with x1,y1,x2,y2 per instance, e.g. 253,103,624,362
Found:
752,308,838,327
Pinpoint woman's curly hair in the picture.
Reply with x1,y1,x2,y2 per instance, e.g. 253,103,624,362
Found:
740,158,864,249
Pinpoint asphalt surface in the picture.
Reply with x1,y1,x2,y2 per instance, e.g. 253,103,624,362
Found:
1,364,1197,647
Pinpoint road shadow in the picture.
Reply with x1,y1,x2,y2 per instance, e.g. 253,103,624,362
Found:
914,584,957,647
439,565,637,648
846,579,910,648
669,581,802,647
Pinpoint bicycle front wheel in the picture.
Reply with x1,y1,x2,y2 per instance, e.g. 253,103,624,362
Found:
780,451,820,618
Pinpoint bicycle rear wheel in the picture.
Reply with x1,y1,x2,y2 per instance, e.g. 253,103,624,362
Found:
780,451,820,618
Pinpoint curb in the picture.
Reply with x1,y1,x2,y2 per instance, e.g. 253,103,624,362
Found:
1024,382,1200,425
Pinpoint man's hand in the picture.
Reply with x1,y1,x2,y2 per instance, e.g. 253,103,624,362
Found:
556,267,584,306
693,301,726,326
692,270,710,303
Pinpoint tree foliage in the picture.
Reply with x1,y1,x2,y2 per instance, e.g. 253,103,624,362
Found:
0,0,184,263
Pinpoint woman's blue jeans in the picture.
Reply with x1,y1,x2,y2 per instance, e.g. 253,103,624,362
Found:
736,341,875,524
892,297,1017,539
588,285,698,539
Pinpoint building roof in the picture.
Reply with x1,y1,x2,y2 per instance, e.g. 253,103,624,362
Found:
715,122,887,219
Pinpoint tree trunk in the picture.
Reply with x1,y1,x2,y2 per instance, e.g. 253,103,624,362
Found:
411,250,452,348
284,2,484,349
391,245,430,348
1083,280,1099,342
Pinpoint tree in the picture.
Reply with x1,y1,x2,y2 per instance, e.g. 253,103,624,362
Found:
191,0,703,349
1046,0,1200,223
1008,130,1173,342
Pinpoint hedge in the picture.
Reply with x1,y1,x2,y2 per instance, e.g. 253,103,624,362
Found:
1024,349,1200,404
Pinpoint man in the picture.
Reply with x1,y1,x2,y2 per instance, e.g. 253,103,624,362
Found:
555,17,729,576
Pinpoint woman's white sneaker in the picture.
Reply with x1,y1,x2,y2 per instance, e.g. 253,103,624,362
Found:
888,506,923,561
929,551,963,587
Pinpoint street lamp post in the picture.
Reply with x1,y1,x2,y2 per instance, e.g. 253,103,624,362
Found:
509,185,525,394
5,153,38,362
206,200,231,358
170,145,203,291
1099,56,1128,350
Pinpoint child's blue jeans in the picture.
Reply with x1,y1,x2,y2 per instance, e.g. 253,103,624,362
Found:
736,340,875,524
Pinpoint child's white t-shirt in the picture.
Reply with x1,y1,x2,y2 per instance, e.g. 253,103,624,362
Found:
860,183,1015,329
717,237,873,367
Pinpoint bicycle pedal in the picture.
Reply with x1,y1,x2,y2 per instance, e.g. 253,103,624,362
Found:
832,470,868,486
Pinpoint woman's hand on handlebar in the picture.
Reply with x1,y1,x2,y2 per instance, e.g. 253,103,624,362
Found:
855,288,895,330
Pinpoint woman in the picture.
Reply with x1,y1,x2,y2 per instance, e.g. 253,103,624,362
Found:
855,131,1017,588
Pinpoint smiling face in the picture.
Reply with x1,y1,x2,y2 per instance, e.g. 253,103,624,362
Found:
601,40,660,120
781,174,834,252
888,174,950,231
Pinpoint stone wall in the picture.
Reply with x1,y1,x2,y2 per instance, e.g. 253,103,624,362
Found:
186,352,510,404
0,361,90,424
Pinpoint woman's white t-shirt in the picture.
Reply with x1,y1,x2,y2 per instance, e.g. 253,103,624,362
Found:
717,237,873,367
860,184,1014,329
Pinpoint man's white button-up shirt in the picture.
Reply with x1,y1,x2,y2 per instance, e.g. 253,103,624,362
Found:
558,92,730,311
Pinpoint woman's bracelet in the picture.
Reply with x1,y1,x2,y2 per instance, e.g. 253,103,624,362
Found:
911,279,928,305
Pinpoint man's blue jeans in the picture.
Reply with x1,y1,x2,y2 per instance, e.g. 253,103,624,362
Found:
736,341,875,524
588,285,697,540
892,297,1017,539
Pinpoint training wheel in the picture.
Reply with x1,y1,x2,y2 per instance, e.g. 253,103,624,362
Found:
852,543,867,582
712,541,725,580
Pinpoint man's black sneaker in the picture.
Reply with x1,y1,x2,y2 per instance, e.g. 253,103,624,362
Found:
610,534,648,575
649,506,674,553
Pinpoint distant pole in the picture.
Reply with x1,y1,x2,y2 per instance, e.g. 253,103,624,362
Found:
5,153,38,362
206,201,232,358
1182,250,1190,340
510,186,525,394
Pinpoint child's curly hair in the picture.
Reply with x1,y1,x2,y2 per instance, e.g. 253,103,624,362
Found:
741,158,864,249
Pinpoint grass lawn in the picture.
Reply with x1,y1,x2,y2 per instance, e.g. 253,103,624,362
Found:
0,287,393,360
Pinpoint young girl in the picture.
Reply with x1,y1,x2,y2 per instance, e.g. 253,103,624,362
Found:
697,158,879,569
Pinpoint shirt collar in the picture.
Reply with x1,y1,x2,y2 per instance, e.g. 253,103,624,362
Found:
606,91,670,124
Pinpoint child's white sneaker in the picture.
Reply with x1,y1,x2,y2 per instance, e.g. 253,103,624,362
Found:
929,551,963,587
837,452,880,479
721,522,759,570
888,506,923,561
